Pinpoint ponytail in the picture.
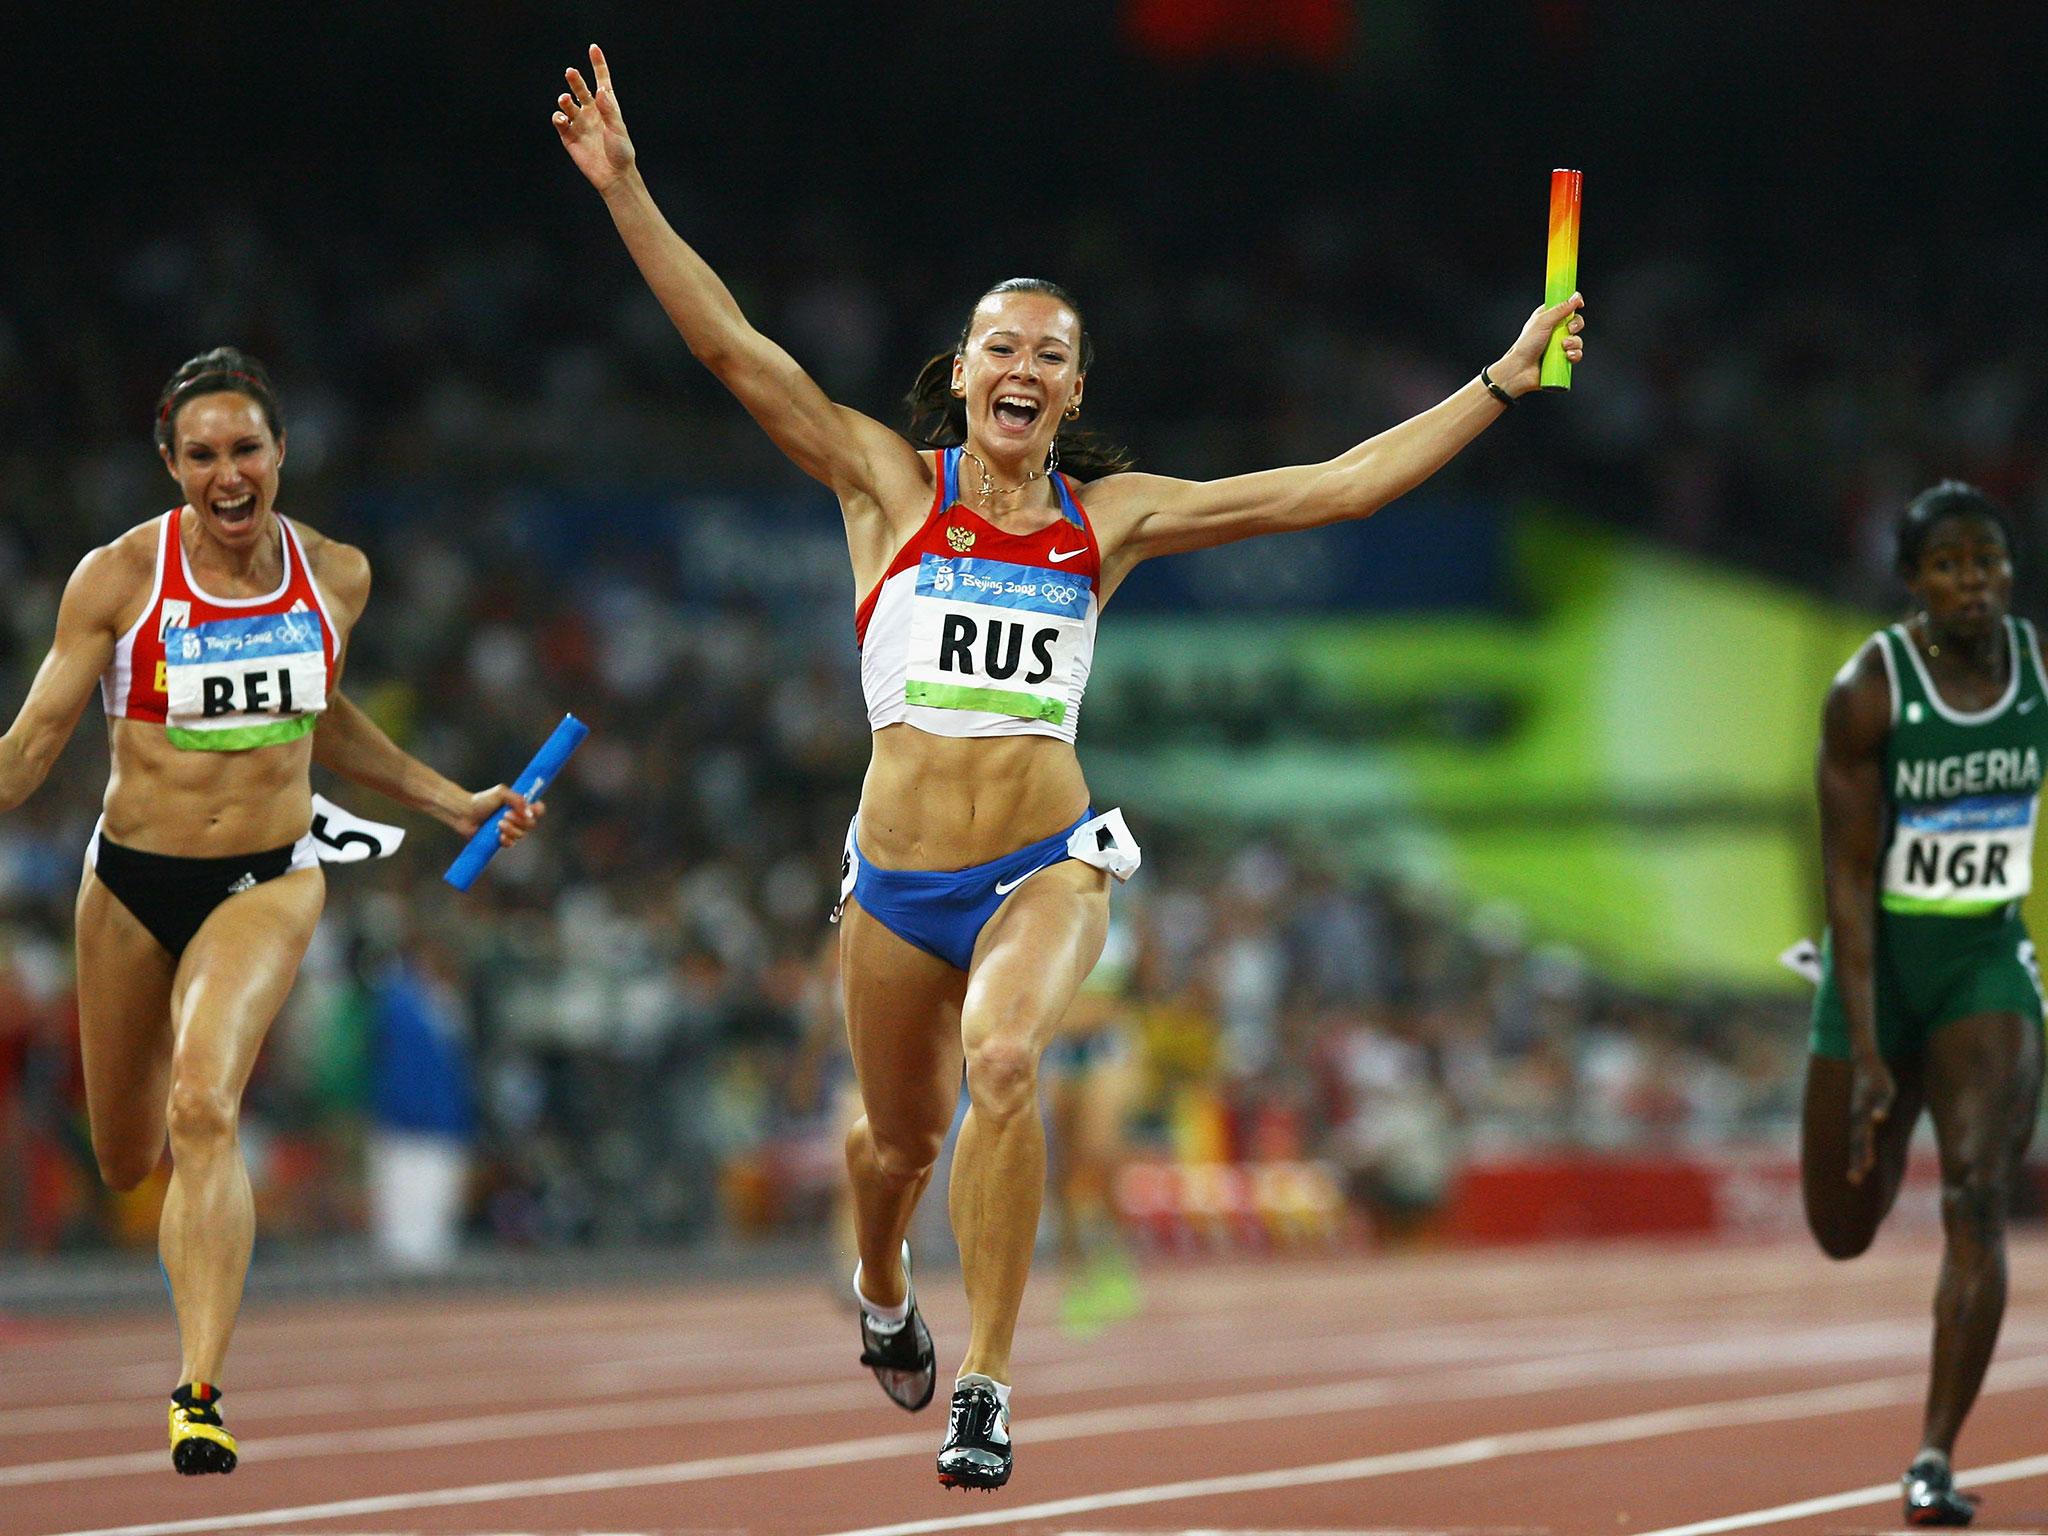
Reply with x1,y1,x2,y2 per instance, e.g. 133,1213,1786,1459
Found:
905,350,968,451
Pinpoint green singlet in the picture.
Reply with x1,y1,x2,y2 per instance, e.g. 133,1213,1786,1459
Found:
1812,617,2048,1059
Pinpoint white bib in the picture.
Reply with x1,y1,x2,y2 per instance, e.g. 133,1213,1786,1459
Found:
163,607,328,751
1881,794,2035,914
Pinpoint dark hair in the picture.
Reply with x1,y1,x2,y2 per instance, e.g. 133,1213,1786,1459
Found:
154,347,283,453
1895,479,2016,578
904,278,1135,480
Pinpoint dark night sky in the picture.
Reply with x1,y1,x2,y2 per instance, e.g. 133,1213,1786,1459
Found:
16,2,2047,293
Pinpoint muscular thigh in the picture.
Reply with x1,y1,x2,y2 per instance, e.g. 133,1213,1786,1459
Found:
1924,1010,2044,1176
170,867,324,1094
74,871,177,1146
963,860,1110,1054
840,898,967,1139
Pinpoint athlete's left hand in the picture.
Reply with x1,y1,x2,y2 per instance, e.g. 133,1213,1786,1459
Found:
1488,293,1586,398
461,786,544,846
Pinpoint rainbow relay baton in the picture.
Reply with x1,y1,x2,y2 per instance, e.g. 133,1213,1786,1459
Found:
1541,167,1583,391
443,713,588,892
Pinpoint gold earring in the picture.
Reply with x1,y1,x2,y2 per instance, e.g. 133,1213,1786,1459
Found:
952,385,966,398
1064,402,1081,420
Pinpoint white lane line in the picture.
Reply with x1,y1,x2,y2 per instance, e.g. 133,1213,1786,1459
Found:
0,1293,1689,1412
0,1298,1382,1405
0,1305,1623,1439
0,1378,878,1486
1630,1449,2048,1534
40,1357,2048,1536
0,1241,1939,1404
808,1358,2048,1536
0,1295,1876,1439
1,1311,1991,1488
24,1278,2046,1437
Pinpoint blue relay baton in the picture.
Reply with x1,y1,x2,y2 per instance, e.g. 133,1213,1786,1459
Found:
443,714,588,892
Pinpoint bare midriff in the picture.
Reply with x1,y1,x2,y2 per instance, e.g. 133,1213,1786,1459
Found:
101,718,315,856
856,724,1090,870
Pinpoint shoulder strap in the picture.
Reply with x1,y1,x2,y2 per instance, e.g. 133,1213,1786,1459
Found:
158,506,193,601
1051,471,1084,530
277,516,340,665
1880,624,1924,722
942,446,961,511
2018,618,2048,705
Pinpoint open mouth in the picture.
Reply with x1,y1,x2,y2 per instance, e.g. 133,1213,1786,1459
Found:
212,494,258,530
992,395,1041,432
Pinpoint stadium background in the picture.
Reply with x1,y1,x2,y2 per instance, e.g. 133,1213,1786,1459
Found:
3,1,2047,1272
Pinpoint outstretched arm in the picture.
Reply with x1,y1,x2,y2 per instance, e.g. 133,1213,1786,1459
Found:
308,543,539,846
1090,296,1585,575
0,548,126,814
553,45,924,511
312,692,538,843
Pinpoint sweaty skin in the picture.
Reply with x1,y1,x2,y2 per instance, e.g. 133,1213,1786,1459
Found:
0,385,540,1408
553,41,1586,1398
1803,511,2043,1467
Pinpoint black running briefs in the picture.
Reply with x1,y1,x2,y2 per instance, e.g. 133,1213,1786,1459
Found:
91,835,300,958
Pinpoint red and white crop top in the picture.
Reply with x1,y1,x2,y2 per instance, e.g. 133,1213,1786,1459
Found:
855,448,1101,745
101,506,338,751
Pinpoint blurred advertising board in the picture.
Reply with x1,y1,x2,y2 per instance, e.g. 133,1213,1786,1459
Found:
1086,511,1884,990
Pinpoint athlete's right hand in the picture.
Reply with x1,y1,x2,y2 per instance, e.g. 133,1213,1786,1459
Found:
554,44,635,195
1846,1051,1895,1184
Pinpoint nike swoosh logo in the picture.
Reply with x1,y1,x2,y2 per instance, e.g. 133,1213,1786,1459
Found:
2021,698,2039,713
994,865,1052,896
1048,546,1086,563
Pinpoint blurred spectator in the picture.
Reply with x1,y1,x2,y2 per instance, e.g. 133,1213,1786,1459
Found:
366,933,477,1271
13,3,1970,1253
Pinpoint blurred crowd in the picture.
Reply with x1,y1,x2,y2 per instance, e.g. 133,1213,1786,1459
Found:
10,195,2048,616
0,581,1811,1257
12,2,2036,1254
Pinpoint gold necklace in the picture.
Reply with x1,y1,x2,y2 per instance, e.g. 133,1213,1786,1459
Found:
960,446,1052,504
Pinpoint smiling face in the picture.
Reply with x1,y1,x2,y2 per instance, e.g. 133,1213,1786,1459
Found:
950,290,1085,469
160,391,285,548
1909,512,2013,642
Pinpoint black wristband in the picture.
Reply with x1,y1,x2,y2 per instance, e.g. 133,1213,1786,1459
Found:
1480,364,1514,407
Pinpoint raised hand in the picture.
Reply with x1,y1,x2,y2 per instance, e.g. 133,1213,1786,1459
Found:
553,44,635,195
1489,292,1586,398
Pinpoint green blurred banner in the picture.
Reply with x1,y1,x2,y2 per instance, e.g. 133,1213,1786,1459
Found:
1087,512,1885,989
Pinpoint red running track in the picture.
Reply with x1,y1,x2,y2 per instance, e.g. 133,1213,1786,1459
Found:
11,1232,2048,1536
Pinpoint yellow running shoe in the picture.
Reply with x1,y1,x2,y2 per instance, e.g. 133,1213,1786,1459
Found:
169,1383,237,1475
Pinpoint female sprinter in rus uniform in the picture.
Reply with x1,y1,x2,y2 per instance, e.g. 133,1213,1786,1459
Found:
553,45,1585,1491
0,350,540,1473
1807,483,2048,1527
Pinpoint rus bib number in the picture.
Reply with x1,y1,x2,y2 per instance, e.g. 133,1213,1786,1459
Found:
903,555,1090,725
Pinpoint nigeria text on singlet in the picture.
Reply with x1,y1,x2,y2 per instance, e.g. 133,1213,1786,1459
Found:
100,507,337,751
1875,616,2048,916
855,447,1100,744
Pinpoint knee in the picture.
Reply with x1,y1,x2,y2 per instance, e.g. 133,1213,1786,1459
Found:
164,1077,238,1155
1940,1168,2010,1247
851,1118,942,1186
964,1035,1040,1123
